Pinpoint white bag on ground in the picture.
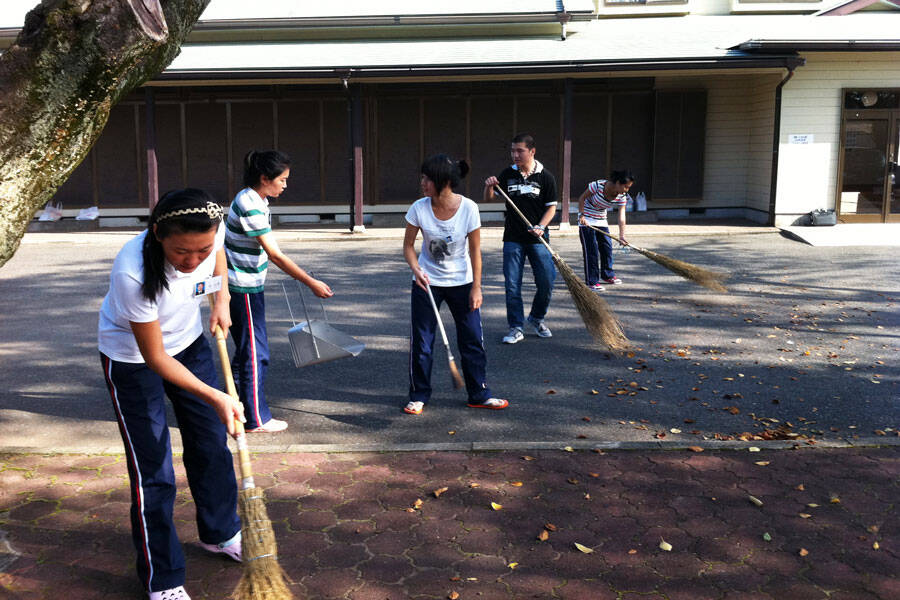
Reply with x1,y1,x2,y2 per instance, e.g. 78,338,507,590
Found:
76,206,99,220
636,192,647,211
38,202,63,221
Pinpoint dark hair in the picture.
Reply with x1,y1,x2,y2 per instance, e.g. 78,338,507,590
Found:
243,149,291,189
141,188,223,302
511,133,535,149
609,169,635,185
421,154,469,192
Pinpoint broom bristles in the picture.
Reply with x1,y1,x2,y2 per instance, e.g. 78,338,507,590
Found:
448,359,465,389
234,487,294,600
638,247,728,292
552,253,630,353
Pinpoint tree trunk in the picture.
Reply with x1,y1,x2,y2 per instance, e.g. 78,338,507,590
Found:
0,0,211,268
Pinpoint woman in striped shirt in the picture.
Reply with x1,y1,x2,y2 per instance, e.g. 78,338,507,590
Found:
576,169,634,289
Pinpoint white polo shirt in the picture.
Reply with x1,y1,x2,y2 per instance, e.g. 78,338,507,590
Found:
98,224,225,363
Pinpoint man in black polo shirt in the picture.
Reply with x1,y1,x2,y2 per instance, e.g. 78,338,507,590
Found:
483,133,557,344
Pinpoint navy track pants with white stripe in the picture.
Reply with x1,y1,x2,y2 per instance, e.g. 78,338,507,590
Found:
100,335,240,592
228,291,272,429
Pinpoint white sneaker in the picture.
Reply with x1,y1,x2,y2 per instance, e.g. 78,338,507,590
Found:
199,531,242,562
246,418,288,433
149,586,190,600
502,328,524,344
527,318,552,338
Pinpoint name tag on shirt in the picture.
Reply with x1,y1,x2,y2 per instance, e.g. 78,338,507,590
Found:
193,275,222,298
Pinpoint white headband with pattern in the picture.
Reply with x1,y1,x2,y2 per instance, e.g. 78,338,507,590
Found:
157,201,224,223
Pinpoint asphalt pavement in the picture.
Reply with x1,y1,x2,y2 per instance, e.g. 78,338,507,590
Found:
0,222,897,452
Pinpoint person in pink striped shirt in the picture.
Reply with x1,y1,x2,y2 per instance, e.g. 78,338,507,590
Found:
576,170,634,289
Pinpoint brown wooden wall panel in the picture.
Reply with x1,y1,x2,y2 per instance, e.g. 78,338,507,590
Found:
611,92,653,200
322,99,350,205
515,96,561,184
423,97,467,164
93,105,141,207
678,92,707,199
184,101,228,205
53,150,94,209
277,100,322,205
230,101,275,200
571,94,610,198
150,104,185,199
377,97,420,202
469,96,514,195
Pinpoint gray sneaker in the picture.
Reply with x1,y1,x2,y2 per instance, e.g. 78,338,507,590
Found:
527,318,552,338
502,327,524,344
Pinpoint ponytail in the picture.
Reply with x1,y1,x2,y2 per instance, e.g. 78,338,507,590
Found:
243,149,291,189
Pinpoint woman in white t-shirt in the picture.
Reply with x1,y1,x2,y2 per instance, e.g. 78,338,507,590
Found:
402,154,508,415
98,189,244,600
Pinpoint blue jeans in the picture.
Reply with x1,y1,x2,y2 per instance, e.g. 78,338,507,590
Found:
579,225,615,285
409,283,491,404
503,241,556,329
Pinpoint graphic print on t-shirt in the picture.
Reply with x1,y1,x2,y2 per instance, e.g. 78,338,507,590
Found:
427,227,456,265
506,179,542,197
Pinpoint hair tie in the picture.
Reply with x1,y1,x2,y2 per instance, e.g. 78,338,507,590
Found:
157,201,224,223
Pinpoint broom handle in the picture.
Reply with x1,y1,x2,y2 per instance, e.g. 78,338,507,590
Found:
586,223,636,250
493,185,557,257
207,297,255,490
425,284,455,361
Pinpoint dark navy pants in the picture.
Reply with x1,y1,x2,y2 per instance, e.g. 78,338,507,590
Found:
229,291,272,429
409,283,491,404
100,336,240,593
579,224,615,284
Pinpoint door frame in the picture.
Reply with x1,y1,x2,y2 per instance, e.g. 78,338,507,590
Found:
836,89,900,223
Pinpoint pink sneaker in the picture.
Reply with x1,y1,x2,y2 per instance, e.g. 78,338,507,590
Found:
200,531,242,562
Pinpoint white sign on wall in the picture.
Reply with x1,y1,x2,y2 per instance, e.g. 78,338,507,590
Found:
789,134,814,145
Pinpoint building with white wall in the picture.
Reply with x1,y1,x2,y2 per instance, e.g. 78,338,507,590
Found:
2,0,898,228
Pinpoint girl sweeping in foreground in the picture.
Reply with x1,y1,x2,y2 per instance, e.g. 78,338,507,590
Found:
98,189,244,600
225,150,333,432
403,154,508,415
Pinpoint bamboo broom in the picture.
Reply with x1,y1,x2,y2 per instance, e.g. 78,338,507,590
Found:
208,299,294,599
585,224,728,292
494,185,629,353
425,284,465,389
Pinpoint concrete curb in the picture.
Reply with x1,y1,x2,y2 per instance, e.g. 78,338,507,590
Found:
2,436,897,456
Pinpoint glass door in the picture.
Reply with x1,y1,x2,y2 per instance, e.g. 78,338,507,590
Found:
838,117,889,222
838,90,900,223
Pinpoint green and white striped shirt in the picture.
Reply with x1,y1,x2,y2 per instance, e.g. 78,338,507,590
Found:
225,187,271,293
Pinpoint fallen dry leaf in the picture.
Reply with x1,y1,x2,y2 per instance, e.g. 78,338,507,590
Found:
795,484,805,491
490,502,503,511
627,549,638,555
590,389,599,395
448,430,456,435
433,487,449,498
545,523,558,531
755,461,770,466
867,525,880,533
799,548,809,557
413,498,424,510
547,389,557,395
748,447,761,452
799,513,812,519
469,482,481,488
574,542,594,554
748,495,764,507
449,592,460,600
670,428,682,434
659,539,673,552
873,541,880,550
509,481,523,487
830,496,841,504
564,446,574,452
687,446,704,452
508,562,518,569
538,529,549,541
567,478,579,485
522,455,535,461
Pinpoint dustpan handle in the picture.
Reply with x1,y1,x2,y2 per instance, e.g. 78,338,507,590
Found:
281,281,297,327
308,270,329,323
296,281,321,359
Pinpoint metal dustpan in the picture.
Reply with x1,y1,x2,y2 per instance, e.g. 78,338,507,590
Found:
282,281,365,367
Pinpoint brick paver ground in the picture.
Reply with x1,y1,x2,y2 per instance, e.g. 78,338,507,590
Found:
1,447,897,599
